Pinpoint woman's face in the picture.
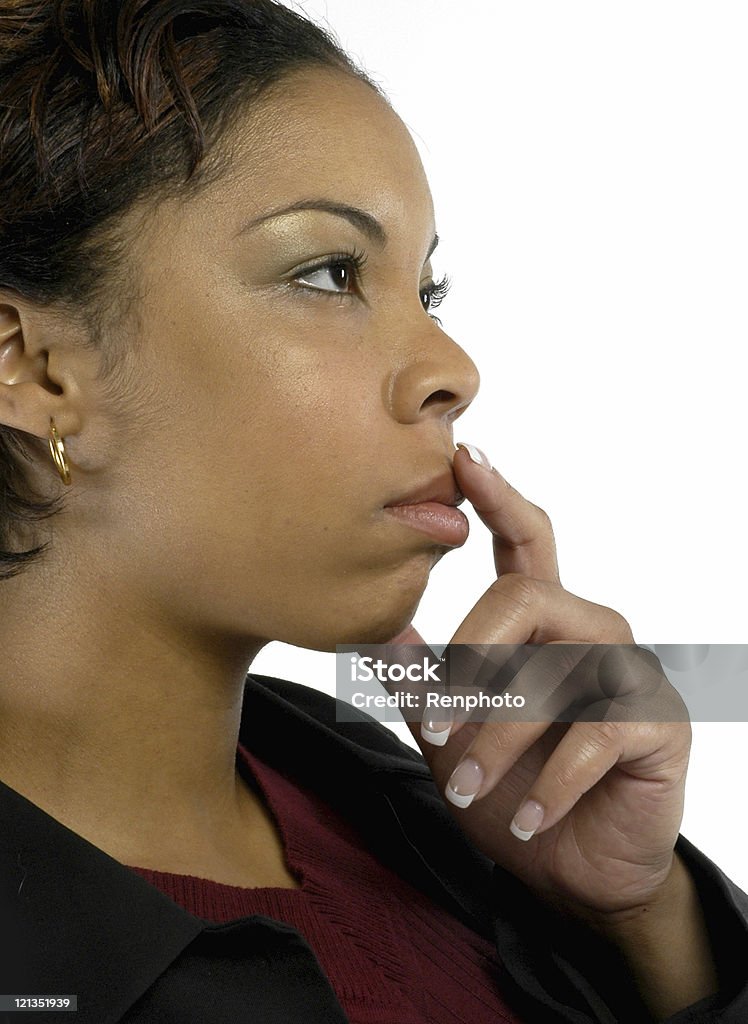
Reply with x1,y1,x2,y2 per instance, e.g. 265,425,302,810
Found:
98,66,480,651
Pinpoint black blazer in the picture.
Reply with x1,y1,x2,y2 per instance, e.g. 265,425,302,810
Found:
1,671,747,1023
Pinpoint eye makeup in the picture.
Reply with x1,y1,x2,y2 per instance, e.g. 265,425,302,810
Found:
289,246,452,323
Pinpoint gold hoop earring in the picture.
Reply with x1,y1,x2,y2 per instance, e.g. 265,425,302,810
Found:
48,417,72,486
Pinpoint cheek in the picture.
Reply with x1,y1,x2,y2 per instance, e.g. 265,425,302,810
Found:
172,312,387,548
229,348,383,503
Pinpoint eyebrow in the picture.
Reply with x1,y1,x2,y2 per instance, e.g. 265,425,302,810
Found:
235,198,439,262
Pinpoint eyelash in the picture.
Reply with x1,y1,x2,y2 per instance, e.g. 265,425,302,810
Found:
425,274,451,326
291,247,452,325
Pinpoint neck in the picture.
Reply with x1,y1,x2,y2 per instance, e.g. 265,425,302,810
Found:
0,554,265,868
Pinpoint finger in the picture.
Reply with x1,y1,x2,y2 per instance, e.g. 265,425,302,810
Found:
451,573,633,647
418,642,518,745
385,624,459,746
440,644,598,806
504,718,691,844
418,580,633,747
441,639,667,747
376,638,536,750
427,641,585,751
453,443,560,584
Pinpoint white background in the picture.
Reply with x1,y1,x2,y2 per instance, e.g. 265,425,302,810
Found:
252,1,748,890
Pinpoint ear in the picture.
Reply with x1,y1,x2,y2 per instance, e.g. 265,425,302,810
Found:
0,298,86,441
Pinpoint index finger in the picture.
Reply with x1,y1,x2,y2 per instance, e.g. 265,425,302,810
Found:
454,443,561,584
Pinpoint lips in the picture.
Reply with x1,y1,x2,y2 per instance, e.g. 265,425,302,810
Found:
383,469,469,548
384,470,465,510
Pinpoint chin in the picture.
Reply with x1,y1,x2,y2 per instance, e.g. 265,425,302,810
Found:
274,560,433,652
304,605,423,653
345,602,425,648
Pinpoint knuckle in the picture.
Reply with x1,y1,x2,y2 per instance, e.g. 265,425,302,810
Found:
531,502,554,530
493,573,541,606
589,720,621,748
550,758,580,791
547,723,621,792
606,607,634,639
675,717,693,751
475,722,522,759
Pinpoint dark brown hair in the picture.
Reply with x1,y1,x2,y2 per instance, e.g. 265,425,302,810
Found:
0,0,381,581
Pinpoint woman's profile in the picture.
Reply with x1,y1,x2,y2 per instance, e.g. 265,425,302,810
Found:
1,2,747,1022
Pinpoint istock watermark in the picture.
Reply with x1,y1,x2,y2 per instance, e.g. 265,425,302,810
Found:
333,644,748,724
352,655,443,684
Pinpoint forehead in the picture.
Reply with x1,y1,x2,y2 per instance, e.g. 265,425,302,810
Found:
217,65,435,236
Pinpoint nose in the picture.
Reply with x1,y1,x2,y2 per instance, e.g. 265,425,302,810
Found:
388,323,481,426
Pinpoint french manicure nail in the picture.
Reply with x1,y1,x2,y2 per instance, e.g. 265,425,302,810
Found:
510,799,544,841
456,442,493,471
445,757,483,808
421,708,453,746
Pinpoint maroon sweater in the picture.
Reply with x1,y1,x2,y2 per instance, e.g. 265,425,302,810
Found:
126,743,524,1024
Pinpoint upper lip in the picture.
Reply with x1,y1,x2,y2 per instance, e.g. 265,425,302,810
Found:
385,471,465,509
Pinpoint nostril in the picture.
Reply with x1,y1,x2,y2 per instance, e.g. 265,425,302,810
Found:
423,389,455,408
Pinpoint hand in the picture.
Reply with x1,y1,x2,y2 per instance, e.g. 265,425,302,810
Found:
386,443,692,926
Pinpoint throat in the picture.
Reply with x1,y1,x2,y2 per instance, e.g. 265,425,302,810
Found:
123,773,302,890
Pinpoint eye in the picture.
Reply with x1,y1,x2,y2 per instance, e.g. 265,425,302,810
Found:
420,274,452,325
297,261,353,293
294,251,367,295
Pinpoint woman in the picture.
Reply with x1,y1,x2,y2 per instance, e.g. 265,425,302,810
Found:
0,2,746,1022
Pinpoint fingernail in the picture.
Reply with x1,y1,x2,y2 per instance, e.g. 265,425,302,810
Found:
421,708,453,746
456,442,493,471
445,757,483,808
510,799,544,841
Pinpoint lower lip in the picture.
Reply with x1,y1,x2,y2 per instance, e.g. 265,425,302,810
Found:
384,502,470,547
